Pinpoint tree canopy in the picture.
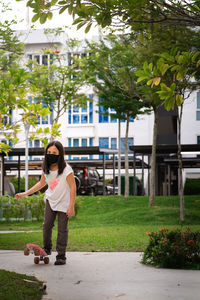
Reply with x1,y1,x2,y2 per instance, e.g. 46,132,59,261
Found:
23,0,200,28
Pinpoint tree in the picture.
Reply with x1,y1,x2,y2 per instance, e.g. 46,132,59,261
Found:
23,0,200,28
0,17,50,154
134,25,200,207
136,44,200,220
157,50,199,221
81,33,150,199
28,32,89,143
0,13,57,155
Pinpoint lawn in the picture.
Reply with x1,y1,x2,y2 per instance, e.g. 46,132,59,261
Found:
0,269,45,300
0,195,200,252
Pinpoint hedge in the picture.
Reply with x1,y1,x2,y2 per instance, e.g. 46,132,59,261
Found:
184,178,200,195
9,177,39,193
0,194,82,222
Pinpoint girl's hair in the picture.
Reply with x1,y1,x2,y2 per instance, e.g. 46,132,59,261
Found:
42,140,66,175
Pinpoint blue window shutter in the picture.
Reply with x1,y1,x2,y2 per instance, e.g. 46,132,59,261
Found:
99,97,108,123
68,106,71,124
89,97,93,123
197,92,200,109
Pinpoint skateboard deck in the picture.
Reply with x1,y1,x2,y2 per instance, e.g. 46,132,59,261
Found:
24,243,50,264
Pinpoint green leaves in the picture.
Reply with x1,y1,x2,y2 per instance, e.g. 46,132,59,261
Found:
157,83,177,111
85,22,92,33
32,14,40,22
156,82,183,111
136,62,154,82
135,45,200,112
24,0,200,29
59,5,68,14
40,13,48,24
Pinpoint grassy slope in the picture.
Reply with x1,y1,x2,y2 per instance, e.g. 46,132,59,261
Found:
0,195,200,251
0,269,44,300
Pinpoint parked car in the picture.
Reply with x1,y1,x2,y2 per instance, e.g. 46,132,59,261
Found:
106,185,118,195
73,166,108,196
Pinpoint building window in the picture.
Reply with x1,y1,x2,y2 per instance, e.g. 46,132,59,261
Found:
29,139,41,160
73,139,79,147
82,139,87,147
2,109,13,125
120,138,134,153
28,53,54,70
29,97,53,125
120,115,134,123
196,92,200,120
99,137,109,148
110,108,117,123
68,52,87,67
89,137,93,159
68,137,94,159
99,137,109,159
111,138,117,149
68,99,93,125
68,138,72,147
99,97,109,123
98,98,133,123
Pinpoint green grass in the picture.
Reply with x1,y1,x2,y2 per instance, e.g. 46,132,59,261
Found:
0,269,45,300
0,195,200,251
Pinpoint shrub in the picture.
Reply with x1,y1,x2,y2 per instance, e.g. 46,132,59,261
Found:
142,227,200,269
0,194,82,221
0,194,44,221
10,176,39,193
184,178,200,195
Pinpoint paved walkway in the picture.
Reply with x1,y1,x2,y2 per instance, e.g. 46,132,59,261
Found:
0,250,200,300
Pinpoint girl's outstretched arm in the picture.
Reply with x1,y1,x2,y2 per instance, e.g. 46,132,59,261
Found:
15,173,46,200
66,173,76,218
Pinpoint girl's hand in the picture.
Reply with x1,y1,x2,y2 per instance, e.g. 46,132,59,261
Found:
66,204,75,218
15,192,27,200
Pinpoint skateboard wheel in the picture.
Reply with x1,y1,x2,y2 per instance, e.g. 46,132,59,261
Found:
24,248,30,256
34,249,40,256
44,257,49,264
34,257,40,264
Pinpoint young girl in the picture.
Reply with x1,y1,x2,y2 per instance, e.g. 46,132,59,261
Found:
15,140,76,265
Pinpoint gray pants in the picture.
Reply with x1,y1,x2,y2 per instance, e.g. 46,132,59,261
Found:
43,200,69,256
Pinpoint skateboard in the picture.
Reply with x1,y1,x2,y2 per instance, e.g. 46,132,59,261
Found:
24,243,50,264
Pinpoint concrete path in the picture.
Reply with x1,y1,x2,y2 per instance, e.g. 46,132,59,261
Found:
0,250,200,300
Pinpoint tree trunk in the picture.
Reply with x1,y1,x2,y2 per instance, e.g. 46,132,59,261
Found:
118,119,121,195
149,106,158,206
177,104,184,221
124,114,130,200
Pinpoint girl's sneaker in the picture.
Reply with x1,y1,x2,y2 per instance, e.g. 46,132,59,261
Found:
54,254,66,265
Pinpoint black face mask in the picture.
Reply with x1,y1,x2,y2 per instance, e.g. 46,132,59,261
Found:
46,154,59,165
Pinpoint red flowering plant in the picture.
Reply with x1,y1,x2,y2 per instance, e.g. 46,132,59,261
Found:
142,227,200,269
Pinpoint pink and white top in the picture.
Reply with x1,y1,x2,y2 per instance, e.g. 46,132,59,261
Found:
44,164,73,212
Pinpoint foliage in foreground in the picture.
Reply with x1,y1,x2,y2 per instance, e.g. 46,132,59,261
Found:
142,227,200,269
0,269,44,300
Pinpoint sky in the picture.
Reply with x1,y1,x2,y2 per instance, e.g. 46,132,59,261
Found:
3,0,100,38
